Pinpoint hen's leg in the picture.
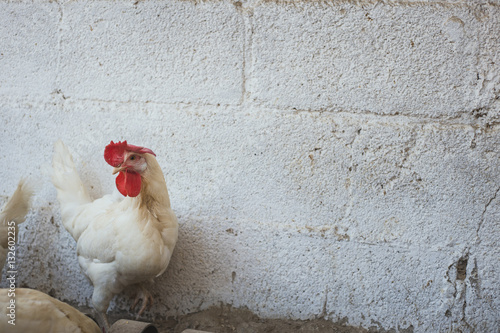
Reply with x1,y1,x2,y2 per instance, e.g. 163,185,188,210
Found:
130,285,153,319
94,310,110,333
91,284,115,333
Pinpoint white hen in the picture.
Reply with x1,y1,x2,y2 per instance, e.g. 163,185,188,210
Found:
51,140,178,332
0,179,34,273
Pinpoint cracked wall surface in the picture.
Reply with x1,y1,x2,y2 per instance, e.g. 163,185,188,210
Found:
0,0,499,332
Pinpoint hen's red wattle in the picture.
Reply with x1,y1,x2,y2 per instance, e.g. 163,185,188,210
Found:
115,171,142,197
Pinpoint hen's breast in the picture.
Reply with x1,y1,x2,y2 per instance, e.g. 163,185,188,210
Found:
76,199,170,285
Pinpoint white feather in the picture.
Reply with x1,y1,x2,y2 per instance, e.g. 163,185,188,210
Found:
0,178,34,272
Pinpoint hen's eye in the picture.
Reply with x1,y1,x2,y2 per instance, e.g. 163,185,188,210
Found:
130,155,136,161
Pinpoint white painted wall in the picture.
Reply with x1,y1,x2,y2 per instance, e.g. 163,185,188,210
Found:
1,0,499,331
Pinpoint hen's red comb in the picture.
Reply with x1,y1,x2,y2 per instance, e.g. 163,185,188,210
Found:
104,141,156,167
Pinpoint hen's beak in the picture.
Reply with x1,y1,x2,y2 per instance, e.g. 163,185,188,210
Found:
112,165,125,175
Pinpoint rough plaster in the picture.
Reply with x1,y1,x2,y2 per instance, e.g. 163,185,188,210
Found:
0,0,499,332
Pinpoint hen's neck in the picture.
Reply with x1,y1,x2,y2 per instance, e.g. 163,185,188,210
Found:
138,155,172,221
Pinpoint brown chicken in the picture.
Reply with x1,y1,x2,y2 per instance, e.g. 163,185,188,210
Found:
0,288,101,333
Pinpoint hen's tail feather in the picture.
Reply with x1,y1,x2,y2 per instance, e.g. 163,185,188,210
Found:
52,140,92,206
0,178,34,225
52,140,92,240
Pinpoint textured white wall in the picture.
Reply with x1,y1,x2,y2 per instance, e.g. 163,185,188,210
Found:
1,0,499,332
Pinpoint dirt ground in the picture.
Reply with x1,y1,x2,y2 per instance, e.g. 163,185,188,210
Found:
108,304,377,333
159,305,372,333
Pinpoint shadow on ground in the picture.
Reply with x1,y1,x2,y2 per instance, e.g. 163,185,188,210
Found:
152,304,377,333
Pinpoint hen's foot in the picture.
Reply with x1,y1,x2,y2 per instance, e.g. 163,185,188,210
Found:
130,289,153,319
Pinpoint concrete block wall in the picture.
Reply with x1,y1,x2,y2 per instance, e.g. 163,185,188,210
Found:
1,0,499,332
